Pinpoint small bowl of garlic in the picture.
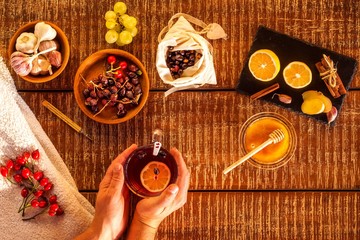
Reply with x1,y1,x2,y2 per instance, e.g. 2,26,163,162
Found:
7,20,70,83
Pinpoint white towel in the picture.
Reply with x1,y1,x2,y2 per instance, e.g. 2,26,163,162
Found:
0,57,94,240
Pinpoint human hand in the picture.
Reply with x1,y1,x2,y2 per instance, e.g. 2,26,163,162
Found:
76,144,137,240
134,147,190,229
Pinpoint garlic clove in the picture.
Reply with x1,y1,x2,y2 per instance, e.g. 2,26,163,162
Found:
10,51,32,76
38,40,60,52
327,106,338,124
37,55,53,75
30,57,42,76
46,50,62,68
272,93,292,104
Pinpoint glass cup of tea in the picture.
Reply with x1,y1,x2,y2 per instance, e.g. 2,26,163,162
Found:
124,129,178,198
239,112,297,169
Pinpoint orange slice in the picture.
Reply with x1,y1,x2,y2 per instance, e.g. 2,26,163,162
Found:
140,161,171,192
283,61,312,89
248,49,280,81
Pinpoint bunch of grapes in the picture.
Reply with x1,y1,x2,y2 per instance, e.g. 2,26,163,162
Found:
104,2,138,46
0,150,64,220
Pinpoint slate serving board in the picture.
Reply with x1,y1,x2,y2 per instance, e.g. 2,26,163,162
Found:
236,26,358,125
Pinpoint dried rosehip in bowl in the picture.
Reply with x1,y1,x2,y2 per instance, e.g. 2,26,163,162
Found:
74,49,150,124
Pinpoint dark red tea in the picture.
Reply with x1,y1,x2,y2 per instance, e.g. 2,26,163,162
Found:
124,144,178,198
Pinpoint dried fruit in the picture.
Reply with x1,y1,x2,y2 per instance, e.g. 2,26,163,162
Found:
166,47,203,79
82,55,143,118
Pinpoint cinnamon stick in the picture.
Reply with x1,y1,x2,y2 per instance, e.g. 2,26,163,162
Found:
250,83,280,100
315,54,346,98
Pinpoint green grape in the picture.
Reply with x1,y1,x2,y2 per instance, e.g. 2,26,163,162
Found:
126,27,138,37
105,19,118,30
120,14,129,22
113,24,121,32
104,10,117,21
105,29,119,44
116,37,126,46
114,2,127,15
119,30,133,44
123,16,137,29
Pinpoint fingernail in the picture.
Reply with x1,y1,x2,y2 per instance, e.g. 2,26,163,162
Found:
114,163,122,172
168,184,179,194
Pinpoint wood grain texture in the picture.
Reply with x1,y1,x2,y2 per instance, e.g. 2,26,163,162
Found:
0,0,359,90
1,0,360,238
82,191,360,240
20,91,360,191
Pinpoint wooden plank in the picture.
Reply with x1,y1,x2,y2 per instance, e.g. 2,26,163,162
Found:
81,191,360,240
1,0,359,90
20,91,360,190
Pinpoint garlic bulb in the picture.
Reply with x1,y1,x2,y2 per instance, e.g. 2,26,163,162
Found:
46,50,62,68
33,22,57,52
10,47,56,76
15,32,38,54
38,40,60,52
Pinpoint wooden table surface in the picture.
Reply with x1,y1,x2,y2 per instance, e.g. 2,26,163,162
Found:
1,0,359,239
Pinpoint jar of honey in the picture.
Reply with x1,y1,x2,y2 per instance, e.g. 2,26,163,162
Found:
239,112,297,169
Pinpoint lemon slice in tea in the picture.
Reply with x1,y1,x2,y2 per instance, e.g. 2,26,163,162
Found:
140,161,171,192
248,49,281,81
283,61,312,89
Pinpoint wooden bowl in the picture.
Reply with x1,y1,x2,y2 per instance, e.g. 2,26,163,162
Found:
74,49,150,124
8,20,70,83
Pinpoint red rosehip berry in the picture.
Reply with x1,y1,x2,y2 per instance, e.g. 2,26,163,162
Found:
0,166,8,178
21,188,29,198
14,163,21,171
114,70,123,78
31,149,40,160
40,177,49,186
34,190,44,198
44,183,53,191
23,152,30,160
33,171,44,181
13,174,22,183
119,61,127,69
31,199,39,208
49,203,59,212
6,160,14,169
49,195,57,204
56,207,64,216
21,168,31,179
38,200,47,208
16,156,26,165
48,210,56,217
107,55,116,65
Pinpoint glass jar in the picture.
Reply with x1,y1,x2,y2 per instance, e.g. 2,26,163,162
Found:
239,112,297,169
